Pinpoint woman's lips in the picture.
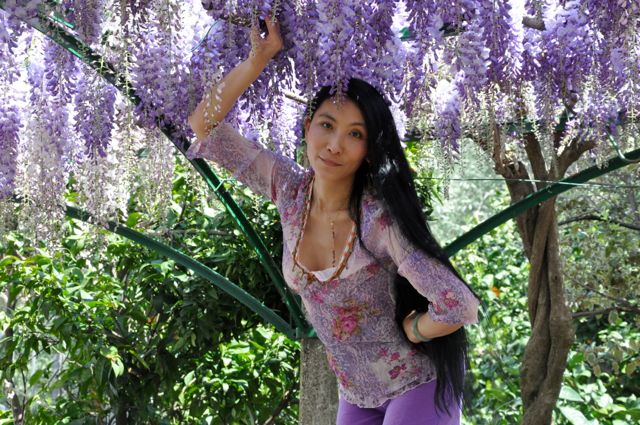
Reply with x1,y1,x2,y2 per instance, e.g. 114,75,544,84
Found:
320,157,341,166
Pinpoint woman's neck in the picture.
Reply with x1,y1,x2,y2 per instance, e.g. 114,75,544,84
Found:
311,175,353,213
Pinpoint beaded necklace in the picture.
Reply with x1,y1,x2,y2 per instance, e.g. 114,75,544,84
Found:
292,175,357,283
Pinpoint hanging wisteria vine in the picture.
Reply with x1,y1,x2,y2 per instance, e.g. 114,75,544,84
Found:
0,0,639,241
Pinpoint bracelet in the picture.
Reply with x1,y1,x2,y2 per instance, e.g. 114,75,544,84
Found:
411,312,433,343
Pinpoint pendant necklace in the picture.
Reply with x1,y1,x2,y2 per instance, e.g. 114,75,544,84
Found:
330,213,336,267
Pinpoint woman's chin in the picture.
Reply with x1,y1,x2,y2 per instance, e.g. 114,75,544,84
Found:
312,170,356,184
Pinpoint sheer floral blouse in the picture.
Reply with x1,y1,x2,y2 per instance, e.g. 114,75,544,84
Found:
186,122,480,408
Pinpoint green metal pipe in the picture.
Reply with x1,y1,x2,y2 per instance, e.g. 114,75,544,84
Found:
444,147,640,257
65,205,297,340
608,134,640,164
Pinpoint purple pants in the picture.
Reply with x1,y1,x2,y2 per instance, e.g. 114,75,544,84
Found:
336,380,461,425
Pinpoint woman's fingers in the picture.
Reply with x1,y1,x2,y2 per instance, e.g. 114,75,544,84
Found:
264,14,280,34
248,12,283,64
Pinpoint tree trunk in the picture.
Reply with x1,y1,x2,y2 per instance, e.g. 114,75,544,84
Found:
481,125,588,424
517,199,574,424
299,338,338,425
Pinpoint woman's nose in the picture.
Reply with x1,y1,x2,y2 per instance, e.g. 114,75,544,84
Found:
327,134,343,153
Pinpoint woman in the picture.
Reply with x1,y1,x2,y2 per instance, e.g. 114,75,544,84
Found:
188,17,480,425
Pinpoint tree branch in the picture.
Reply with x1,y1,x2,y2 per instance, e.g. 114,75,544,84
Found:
569,279,638,310
523,132,549,189
523,15,545,31
557,136,598,177
572,306,640,319
262,387,296,425
558,214,640,231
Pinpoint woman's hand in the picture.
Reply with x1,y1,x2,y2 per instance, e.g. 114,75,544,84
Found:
249,16,283,68
188,14,283,139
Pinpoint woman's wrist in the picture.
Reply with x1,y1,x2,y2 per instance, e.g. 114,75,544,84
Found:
403,310,432,344
246,53,271,70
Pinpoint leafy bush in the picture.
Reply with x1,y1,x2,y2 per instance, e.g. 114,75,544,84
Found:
0,157,298,424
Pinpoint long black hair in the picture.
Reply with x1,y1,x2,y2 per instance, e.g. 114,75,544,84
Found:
302,78,480,413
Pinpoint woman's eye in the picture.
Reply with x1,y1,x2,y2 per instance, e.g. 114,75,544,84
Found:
351,130,364,139
320,122,332,129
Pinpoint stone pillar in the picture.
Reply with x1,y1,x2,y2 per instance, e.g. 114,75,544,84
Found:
299,338,338,425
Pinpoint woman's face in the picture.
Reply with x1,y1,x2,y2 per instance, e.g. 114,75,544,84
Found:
304,97,368,183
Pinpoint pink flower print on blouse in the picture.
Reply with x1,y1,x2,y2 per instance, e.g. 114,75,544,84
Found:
389,363,408,380
308,279,340,304
378,210,393,228
282,202,300,228
362,196,377,214
442,289,461,308
377,347,423,381
331,303,365,342
431,289,462,316
366,262,382,274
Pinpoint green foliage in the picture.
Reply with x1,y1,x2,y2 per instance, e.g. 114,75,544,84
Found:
174,326,299,425
452,186,530,424
450,179,640,424
404,139,442,220
554,165,640,425
0,156,299,423
1,143,638,424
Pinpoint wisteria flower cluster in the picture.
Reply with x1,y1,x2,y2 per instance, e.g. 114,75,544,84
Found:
0,0,638,241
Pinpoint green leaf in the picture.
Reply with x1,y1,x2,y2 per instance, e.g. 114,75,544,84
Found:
558,406,594,425
0,256,19,268
184,370,196,386
126,212,142,227
624,408,640,420
111,358,124,377
596,393,614,410
560,386,584,403
29,369,45,386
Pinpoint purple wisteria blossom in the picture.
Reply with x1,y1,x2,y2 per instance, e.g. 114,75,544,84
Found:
74,73,117,159
44,41,77,104
0,0,639,237
60,0,103,45
539,1,598,104
2,0,42,26
290,0,319,104
477,0,524,86
0,103,21,200
361,0,406,102
445,18,489,104
401,0,441,116
433,77,462,154
1,13,22,200
315,0,357,94
131,3,193,140
42,39,74,168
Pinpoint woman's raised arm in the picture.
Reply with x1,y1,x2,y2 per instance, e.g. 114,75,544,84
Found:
188,17,283,140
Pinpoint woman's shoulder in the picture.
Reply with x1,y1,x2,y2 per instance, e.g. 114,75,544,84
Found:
359,190,396,251
361,190,391,225
274,166,313,205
